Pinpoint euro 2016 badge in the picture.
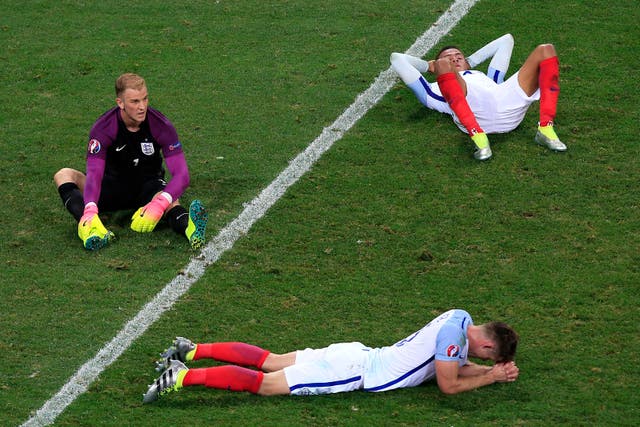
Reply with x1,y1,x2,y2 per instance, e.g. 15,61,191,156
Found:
88,139,101,154
446,344,460,358
140,142,155,155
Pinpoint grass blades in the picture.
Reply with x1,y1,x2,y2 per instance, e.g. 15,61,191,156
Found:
1,0,638,425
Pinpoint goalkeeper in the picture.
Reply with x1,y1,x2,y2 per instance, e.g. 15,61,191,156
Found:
53,73,208,251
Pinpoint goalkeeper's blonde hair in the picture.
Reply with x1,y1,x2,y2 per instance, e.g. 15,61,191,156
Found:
115,73,146,98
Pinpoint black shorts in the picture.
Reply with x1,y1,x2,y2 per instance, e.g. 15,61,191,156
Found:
97,175,167,212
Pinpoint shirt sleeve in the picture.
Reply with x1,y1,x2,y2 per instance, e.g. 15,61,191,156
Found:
82,108,122,205
83,155,106,205
435,323,465,362
466,33,514,83
163,152,190,201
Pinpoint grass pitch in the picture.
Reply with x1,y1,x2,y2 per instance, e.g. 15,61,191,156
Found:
1,0,638,425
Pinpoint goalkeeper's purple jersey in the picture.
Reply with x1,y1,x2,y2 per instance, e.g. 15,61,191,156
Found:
83,107,187,204
363,309,471,391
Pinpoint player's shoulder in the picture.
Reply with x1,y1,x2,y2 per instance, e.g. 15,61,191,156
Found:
438,309,472,330
435,310,470,346
89,107,120,142
91,107,119,127
147,107,174,126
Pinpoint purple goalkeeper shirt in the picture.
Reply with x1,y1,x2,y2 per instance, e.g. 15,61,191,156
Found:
83,107,190,205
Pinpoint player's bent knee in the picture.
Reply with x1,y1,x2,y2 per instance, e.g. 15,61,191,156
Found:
53,168,82,185
537,43,557,58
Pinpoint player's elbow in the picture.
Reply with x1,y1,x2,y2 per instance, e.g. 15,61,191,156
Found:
436,379,461,395
439,385,460,395
503,33,514,47
390,52,403,65
176,167,190,187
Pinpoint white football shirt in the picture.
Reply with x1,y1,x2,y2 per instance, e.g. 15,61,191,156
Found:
363,309,472,391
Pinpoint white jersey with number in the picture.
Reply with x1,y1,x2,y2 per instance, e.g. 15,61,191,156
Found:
284,309,472,395
362,309,472,391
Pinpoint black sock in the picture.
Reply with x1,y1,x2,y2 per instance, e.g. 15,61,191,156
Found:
58,182,84,222
166,205,189,235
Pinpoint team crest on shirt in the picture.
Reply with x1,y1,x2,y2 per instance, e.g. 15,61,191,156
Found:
88,139,101,154
446,344,460,357
140,142,155,155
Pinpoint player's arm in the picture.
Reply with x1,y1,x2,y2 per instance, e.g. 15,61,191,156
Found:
466,34,514,83
77,154,115,248
457,361,492,377
435,360,519,394
130,151,189,233
83,152,105,206
390,52,446,111
163,151,190,201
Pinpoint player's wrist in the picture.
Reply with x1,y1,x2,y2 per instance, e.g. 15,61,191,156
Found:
83,202,98,216
158,191,173,204
152,192,172,213
487,366,500,383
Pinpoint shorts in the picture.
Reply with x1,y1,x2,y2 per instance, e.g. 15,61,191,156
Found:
463,71,540,134
97,175,166,212
283,342,369,395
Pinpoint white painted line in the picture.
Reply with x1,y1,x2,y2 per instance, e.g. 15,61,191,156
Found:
21,1,478,424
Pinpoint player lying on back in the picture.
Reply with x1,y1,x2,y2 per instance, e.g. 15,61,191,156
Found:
390,34,567,160
143,308,519,402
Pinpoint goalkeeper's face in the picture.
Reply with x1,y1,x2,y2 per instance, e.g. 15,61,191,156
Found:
117,86,149,127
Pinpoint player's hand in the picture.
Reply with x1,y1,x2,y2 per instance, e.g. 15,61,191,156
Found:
130,193,171,233
78,203,114,250
80,203,99,224
491,361,519,383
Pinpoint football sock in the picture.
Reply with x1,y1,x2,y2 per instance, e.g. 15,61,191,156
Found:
166,205,189,234
538,123,560,140
58,182,85,222
436,72,485,137
470,131,490,149
183,366,264,393
538,56,560,127
193,342,271,369
174,368,189,389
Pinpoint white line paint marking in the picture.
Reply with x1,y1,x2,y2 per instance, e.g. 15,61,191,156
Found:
22,1,478,424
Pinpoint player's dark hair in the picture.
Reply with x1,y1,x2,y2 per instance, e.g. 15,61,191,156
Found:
436,45,464,59
486,322,519,362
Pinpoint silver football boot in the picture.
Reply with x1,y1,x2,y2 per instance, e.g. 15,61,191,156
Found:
473,146,493,161
155,337,196,371
143,360,188,403
535,129,567,152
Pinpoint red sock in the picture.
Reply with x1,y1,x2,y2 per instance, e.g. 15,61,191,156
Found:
194,342,270,369
436,72,483,134
538,56,560,127
183,366,263,393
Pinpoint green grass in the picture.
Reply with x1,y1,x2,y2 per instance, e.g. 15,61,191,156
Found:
1,0,639,425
